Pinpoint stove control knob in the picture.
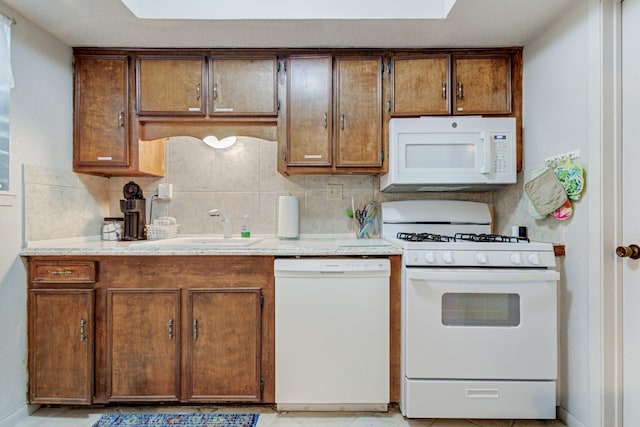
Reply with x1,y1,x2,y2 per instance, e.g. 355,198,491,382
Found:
475,252,488,264
442,251,454,264
510,253,523,265
424,251,436,264
528,253,541,265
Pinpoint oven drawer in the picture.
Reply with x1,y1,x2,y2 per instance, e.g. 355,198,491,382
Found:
403,379,556,419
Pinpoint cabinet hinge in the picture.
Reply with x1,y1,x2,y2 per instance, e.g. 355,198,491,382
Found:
260,293,264,307
381,150,385,162
387,60,392,75
260,378,265,395
277,99,281,111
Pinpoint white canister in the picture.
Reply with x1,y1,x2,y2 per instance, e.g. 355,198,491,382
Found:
276,194,299,239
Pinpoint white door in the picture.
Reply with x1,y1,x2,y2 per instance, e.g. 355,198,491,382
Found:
622,0,640,424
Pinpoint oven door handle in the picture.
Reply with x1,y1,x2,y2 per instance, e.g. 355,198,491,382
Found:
406,269,560,282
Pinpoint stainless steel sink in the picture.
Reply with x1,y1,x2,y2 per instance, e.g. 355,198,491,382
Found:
129,236,264,248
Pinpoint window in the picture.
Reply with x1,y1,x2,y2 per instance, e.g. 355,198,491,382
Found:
0,14,14,193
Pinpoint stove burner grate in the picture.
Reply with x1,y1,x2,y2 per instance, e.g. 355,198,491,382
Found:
395,232,530,243
396,232,456,242
454,233,530,243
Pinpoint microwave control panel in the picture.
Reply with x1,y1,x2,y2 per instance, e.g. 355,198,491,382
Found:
491,134,512,175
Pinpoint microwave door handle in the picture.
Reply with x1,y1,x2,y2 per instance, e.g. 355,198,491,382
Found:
481,132,492,175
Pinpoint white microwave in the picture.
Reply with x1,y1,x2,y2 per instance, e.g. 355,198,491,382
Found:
380,117,517,192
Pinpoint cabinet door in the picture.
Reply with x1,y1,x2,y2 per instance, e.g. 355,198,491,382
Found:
186,288,262,401
392,55,451,115
211,57,278,115
29,289,94,404
453,55,512,115
107,289,180,401
74,55,129,167
137,56,206,115
286,55,333,166
335,56,383,167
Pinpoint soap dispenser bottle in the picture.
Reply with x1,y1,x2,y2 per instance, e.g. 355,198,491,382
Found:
241,213,251,238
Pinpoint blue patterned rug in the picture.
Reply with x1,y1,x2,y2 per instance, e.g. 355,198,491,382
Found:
91,413,259,427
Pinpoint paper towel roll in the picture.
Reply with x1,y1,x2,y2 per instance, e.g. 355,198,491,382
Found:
276,195,299,239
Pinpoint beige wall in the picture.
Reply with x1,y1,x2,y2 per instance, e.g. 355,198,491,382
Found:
0,4,73,427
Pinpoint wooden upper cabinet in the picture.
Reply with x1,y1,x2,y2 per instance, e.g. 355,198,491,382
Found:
29,289,94,405
391,55,451,115
74,54,129,167
107,289,181,402
452,54,512,115
285,55,383,170
210,57,278,116
186,288,263,402
335,56,383,168
136,56,206,116
286,55,333,166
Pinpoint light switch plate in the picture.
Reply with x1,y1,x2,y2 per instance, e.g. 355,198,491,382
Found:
327,184,343,200
158,183,173,200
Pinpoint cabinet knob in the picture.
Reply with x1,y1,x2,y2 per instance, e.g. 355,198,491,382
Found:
168,319,174,340
616,244,640,259
80,319,87,341
457,81,464,99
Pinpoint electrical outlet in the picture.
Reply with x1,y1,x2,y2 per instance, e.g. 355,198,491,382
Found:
327,184,343,200
158,183,173,200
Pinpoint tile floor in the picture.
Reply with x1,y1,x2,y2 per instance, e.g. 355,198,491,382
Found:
12,405,567,427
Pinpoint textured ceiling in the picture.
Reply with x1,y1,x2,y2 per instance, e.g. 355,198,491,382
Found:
1,0,575,48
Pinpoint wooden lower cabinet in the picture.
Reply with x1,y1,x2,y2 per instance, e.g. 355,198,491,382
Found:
28,256,275,405
186,288,262,401
28,289,94,404
107,289,181,401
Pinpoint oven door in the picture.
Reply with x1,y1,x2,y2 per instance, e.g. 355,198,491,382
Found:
404,268,559,380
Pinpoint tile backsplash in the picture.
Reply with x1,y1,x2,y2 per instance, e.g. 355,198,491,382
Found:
24,136,564,243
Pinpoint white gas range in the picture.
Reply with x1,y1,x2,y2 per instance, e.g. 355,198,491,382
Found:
381,200,559,420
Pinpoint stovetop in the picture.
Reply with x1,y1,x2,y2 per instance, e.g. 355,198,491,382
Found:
380,200,556,268
395,232,530,244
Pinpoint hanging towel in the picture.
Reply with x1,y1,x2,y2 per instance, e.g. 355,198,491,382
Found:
524,167,568,216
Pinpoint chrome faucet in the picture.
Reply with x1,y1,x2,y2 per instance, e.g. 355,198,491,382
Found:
208,209,232,238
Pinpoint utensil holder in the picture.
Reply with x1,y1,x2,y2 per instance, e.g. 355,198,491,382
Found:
354,201,380,239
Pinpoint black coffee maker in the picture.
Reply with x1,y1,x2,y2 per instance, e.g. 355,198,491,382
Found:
120,181,146,240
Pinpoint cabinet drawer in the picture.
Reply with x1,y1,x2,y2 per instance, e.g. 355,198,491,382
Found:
31,261,97,284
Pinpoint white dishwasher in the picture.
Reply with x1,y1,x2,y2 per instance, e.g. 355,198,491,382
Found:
274,257,390,412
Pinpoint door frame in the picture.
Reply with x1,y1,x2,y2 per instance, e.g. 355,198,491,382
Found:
587,0,623,426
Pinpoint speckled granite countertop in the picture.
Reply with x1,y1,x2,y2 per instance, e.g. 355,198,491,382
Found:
20,234,402,257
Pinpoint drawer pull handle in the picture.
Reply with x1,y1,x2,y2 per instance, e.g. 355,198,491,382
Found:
457,81,464,99
80,319,87,341
168,319,174,341
193,319,198,340
442,81,447,99
466,388,499,399
49,270,74,275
